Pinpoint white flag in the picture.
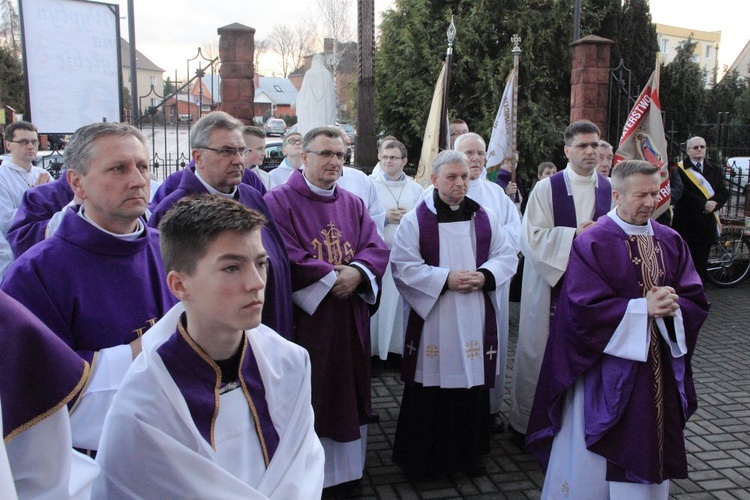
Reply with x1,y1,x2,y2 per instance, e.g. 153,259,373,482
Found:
486,69,515,181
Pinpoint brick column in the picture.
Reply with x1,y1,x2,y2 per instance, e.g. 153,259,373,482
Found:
570,35,613,140
218,23,255,124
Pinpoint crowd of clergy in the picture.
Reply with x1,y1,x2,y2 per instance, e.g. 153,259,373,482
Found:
0,111,712,499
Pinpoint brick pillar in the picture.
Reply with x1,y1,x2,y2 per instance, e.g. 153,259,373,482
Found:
218,23,255,124
570,35,613,141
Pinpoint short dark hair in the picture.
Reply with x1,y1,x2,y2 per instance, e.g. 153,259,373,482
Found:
378,135,398,152
610,160,659,193
5,121,37,142
159,195,267,275
564,120,600,146
303,126,343,151
242,125,265,141
537,161,557,177
382,140,407,159
65,122,148,175
450,118,467,126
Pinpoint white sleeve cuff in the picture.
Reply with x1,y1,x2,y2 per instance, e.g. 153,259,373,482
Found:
351,262,378,305
656,308,688,358
292,271,337,315
603,298,650,362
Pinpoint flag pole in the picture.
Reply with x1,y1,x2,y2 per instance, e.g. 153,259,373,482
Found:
510,34,521,183
440,16,456,151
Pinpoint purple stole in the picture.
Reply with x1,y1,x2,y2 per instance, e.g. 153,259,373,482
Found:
548,170,611,312
0,290,89,440
401,201,497,387
158,320,280,467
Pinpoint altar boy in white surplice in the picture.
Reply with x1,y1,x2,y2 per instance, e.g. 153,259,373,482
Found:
93,195,324,499
370,140,423,360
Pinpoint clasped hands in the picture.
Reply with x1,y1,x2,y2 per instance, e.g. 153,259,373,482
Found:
332,265,363,300
447,270,485,294
646,286,680,318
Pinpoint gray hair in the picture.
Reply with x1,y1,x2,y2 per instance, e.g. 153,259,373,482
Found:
191,111,244,149
431,150,468,174
686,136,705,149
302,126,343,151
453,132,486,153
65,122,148,175
610,160,659,193
598,140,613,151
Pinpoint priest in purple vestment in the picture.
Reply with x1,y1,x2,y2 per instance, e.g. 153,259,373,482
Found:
264,126,389,489
1,123,177,454
148,111,293,340
6,171,75,258
1,290,99,498
526,161,709,498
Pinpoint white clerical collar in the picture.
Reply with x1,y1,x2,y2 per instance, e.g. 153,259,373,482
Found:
566,165,596,184
303,172,336,197
4,159,33,174
78,206,145,240
607,208,653,236
382,172,405,182
195,170,237,198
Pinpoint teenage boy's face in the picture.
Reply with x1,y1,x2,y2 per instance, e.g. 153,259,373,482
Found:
178,229,268,334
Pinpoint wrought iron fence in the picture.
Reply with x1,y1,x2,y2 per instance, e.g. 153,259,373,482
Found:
132,48,220,181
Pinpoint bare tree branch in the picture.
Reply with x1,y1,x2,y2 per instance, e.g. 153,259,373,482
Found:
268,24,296,77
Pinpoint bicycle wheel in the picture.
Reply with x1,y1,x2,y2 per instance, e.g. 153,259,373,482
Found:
706,234,750,287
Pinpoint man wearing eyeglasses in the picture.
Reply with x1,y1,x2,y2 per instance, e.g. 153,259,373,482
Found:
264,126,389,491
0,121,52,238
672,136,729,284
149,111,293,340
509,120,613,442
268,132,304,189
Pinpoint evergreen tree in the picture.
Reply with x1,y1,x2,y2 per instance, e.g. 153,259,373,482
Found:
703,69,747,124
660,37,706,143
163,76,176,96
613,0,658,88
0,43,24,113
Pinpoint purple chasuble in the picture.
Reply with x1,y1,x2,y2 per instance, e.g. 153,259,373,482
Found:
526,216,708,484
0,290,89,440
7,172,74,257
401,200,497,387
149,167,293,339
157,318,279,465
1,208,177,364
264,169,389,442
149,162,265,213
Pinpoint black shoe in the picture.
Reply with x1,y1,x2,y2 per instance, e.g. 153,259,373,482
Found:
462,459,488,477
490,412,506,434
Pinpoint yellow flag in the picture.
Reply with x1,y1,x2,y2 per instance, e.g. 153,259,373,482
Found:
415,62,447,188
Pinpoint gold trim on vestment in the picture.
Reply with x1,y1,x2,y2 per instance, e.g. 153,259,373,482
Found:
5,361,91,443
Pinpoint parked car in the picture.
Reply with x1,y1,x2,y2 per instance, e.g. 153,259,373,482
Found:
337,122,356,146
264,118,287,137
177,114,193,123
725,157,750,193
261,139,284,172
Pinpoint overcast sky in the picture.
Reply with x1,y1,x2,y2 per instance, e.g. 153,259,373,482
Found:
114,0,746,80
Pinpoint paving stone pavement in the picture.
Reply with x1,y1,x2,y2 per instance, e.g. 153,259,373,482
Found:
329,279,750,499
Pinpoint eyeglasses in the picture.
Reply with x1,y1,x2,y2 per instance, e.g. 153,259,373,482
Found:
9,139,39,146
305,150,346,161
285,138,303,146
691,145,706,149
381,155,403,161
462,150,486,158
200,146,247,157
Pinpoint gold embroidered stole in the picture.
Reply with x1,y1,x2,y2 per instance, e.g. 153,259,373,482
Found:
627,234,667,479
